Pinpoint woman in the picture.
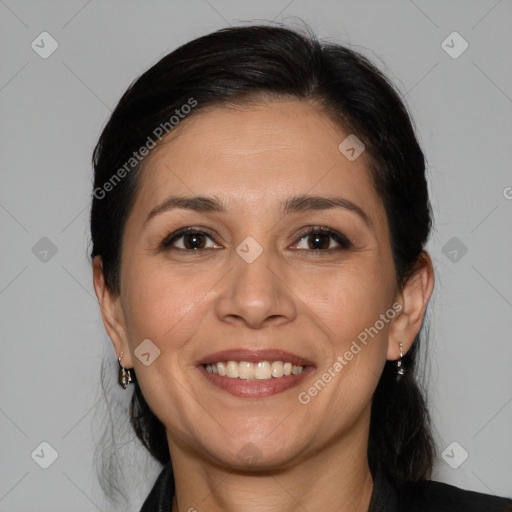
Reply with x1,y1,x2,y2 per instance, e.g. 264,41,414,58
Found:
90,25,512,511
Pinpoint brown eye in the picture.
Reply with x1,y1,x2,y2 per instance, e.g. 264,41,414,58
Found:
182,233,207,250
307,232,331,250
161,227,220,252
293,227,352,251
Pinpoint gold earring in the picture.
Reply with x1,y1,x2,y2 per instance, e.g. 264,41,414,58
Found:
118,351,134,389
396,342,405,377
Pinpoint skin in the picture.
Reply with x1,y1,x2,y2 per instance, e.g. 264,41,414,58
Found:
93,99,434,512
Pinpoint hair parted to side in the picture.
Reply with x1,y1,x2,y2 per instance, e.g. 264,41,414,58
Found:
91,23,435,501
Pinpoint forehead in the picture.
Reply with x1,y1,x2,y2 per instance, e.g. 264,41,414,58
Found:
131,100,386,228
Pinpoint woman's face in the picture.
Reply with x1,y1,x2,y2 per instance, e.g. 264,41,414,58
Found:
99,99,413,469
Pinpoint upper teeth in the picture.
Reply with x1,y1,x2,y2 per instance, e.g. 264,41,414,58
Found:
205,361,305,380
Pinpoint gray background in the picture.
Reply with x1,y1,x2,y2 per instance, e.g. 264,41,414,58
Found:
1,0,511,510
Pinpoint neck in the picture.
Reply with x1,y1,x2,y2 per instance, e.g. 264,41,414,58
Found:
168,413,374,512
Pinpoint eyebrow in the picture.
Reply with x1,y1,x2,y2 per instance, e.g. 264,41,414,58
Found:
145,194,373,230
282,195,373,230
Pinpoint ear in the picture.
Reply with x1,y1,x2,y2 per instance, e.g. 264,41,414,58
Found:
92,256,133,368
387,252,435,360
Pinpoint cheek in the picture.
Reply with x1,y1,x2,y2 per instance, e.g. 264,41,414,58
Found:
300,258,394,342
120,257,211,344
294,256,394,405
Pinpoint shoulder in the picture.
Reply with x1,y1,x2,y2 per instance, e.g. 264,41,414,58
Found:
399,479,512,512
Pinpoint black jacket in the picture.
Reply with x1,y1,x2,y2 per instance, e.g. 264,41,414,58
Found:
140,462,512,511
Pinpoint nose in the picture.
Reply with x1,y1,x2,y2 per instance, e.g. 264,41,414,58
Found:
214,241,297,329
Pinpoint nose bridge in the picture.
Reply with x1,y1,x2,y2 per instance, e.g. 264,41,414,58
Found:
214,232,296,327
233,234,277,307
243,237,274,275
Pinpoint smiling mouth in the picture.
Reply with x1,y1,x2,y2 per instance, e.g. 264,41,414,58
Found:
196,349,314,398
198,361,314,398
204,360,306,380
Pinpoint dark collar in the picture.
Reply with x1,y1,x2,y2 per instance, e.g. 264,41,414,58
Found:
368,465,400,511
139,462,174,512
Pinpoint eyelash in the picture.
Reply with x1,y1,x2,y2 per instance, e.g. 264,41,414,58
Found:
160,226,352,253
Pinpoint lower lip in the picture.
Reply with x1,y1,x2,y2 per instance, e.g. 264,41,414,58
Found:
198,365,315,398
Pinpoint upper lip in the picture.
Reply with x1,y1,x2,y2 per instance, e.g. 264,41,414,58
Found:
197,349,315,367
